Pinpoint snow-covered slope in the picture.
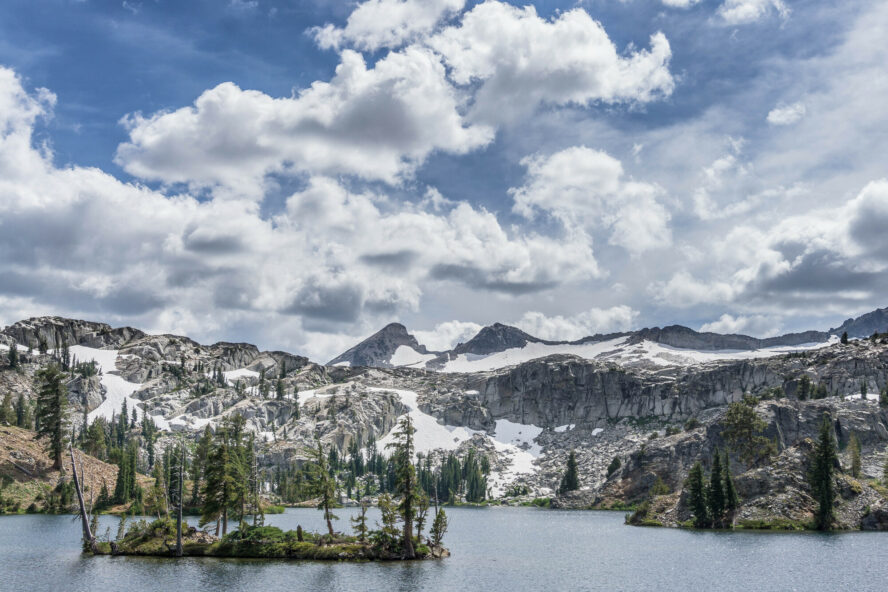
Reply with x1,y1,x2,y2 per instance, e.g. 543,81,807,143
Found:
437,336,837,373
373,388,546,496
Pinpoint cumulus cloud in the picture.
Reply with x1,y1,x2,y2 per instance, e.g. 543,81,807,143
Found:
0,66,605,360
717,0,789,25
699,314,781,337
116,47,493,194
516,306,639,341
511,146,671,256
414,320,482,351
428,1,674,124
312,0,464,51
654,179,888,312
767,102,806,125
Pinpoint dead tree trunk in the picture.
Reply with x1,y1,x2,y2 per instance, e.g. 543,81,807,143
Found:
70,446,97,553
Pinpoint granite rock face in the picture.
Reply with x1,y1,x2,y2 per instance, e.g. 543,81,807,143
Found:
3,317,145,350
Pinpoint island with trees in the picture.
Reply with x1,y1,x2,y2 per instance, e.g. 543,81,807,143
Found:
73,415,450,561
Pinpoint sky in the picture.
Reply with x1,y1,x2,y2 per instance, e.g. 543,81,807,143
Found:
0,0,886,361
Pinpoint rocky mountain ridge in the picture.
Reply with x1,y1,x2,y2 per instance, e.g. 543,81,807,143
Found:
329,306,888,370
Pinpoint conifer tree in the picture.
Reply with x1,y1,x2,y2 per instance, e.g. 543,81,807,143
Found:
687,461,709,528
558,450,580,494
430,507,448,547
35,365,68,470
275,378,284,400
0,393,13,425
723,450,739,513
304,437,337,537
387,414,418,558
7,343,18,369
201,426,235,535
351,500,369,542
849,432,862,478
191,425,213,505
809,413,838,530
14,393,30,428
707,453,725,526
841,331,849,345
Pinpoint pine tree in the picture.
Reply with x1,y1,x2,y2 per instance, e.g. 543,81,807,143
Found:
201,427,235,535
809,413,838,530
558,450,580,494
351,500,369,542
849,432,862,478
860,382,868,401
723,450,739,513
304,437,337,537
687,461,709,528
430,508,448,547
35,365,68,470
14,393,30,428
707,453,725,526
191,425,212,505
0,393,13,425
387,415,418,558
275,378,284,400
841,331,849,345
7,343,18,369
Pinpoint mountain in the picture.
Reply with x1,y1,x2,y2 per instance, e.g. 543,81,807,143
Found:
333,306,888,372
830,307,888,338
327,322,436,368
3,311,888,514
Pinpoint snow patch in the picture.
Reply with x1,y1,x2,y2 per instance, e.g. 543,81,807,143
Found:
390,345,436,368
223,368,259,384
72,345,152,427
554,424,575,433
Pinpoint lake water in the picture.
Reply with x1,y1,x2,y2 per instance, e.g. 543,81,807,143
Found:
2,507,888,592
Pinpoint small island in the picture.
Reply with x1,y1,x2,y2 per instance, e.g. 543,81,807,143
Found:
70,416,449,562
94,519,449,561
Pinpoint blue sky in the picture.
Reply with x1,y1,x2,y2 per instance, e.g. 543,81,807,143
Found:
0,0,886,360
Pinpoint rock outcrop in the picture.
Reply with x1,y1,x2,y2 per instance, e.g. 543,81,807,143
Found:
327,323,434,368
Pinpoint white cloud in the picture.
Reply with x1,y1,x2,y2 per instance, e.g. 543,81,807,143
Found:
516,306,639,341
0,66,604,361
511,146,671,256
414,320,482,351
699,313,781,337
115,47,493,195
312,0,464,51
767,102,806,125
717,0,789,25
661,0,701,7
428,1,674,124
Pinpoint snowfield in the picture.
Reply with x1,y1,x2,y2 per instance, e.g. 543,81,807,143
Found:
373,388,546,496
69,345,170,430
438,336,838,373
389,345,436,368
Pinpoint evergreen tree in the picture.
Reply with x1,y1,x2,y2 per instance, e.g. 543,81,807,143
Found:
35,365,68,470
687,461,709,528
721,401,776,467
558,450,580,494
387,414,418,558
0,393,13,425
860,382,868,401
7,343,18,369
84,418,107,460
201,426,235,535
849,432,862,478
723,450,739,513
191,425,213,506
809,413,838,530
707,453,725,526
841,331,849,345
304,438,337,537
275,378,284,400
430,508,448,547
14,393,30,428
351,500,369,542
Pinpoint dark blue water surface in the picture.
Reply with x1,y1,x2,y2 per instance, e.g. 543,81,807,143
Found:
2,507,887,592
